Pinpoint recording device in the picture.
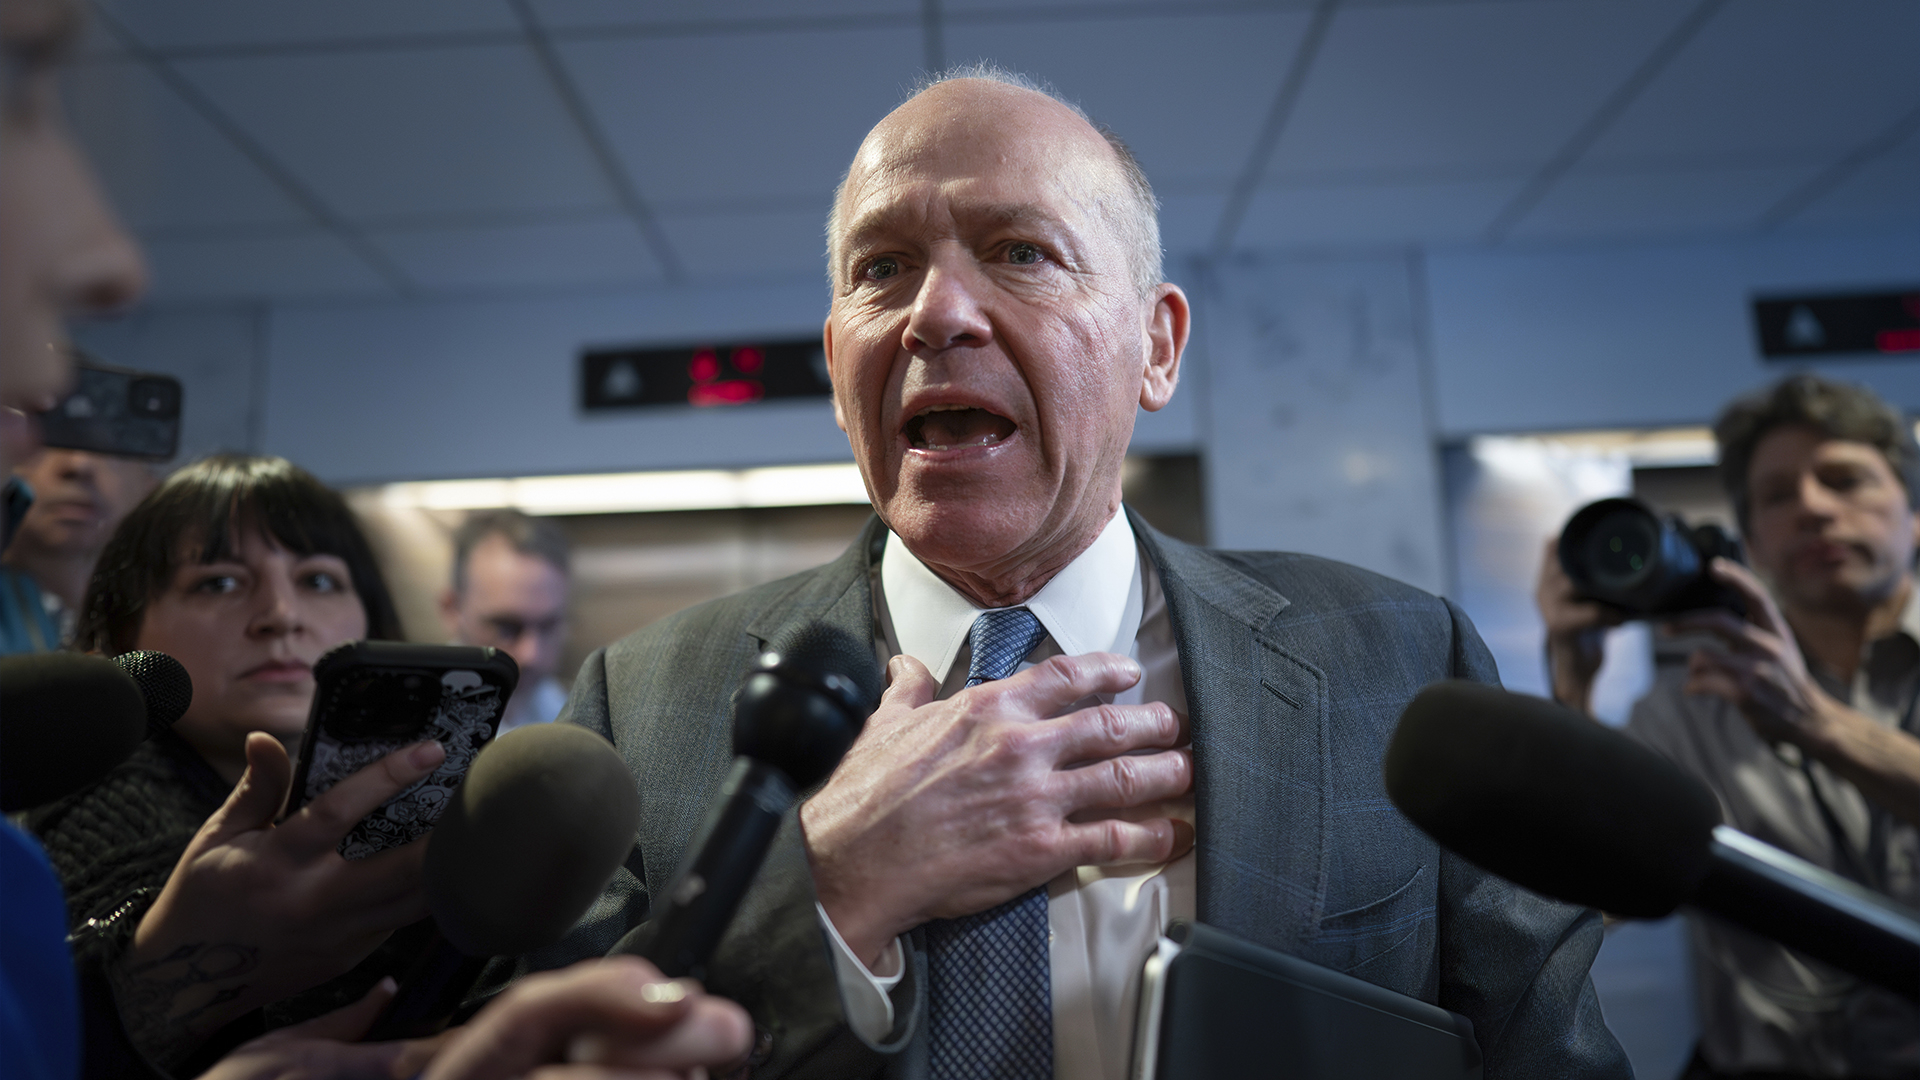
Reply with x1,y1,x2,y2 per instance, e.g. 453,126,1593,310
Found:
0,650,192,812
38,356,182,461
1557,497,1744,617
364,724,641,1041
287,642,517,860
618,621,882,980
1384,681,1920,998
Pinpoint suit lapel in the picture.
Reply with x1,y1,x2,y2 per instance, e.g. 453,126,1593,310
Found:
1130,509,1330,955
744,515,886,654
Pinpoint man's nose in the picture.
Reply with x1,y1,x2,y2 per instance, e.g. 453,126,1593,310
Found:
902,254,992,354
1796,473,1841,518
47,140,148,317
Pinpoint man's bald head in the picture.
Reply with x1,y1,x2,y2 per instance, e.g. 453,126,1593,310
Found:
827,66,1162,296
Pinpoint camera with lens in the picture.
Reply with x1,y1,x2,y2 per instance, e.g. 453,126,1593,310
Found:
1557,497,1745,618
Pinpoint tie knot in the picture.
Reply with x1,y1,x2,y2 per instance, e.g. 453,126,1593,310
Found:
966,608,1047,687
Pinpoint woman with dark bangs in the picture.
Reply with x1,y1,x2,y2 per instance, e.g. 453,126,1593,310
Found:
26,454,442,1073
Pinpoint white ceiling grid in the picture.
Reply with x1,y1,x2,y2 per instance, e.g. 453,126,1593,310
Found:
61,0,1920,304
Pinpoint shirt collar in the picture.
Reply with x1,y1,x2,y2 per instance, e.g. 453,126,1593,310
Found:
880,509,1142,684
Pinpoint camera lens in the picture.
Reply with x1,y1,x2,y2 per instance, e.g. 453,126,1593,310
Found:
128,377,180,418
1581,508,1659,590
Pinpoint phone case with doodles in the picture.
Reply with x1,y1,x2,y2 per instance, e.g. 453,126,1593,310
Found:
288,642,519,860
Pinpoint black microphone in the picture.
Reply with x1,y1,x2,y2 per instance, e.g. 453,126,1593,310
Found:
0,649,193,812
619,620,882,980
1384,681,1920,999
363,722,642,1041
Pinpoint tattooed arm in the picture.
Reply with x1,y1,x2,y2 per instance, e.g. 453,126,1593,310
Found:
109,734,438,1067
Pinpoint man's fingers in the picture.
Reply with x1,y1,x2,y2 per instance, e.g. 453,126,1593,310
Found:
1047,700,1185,764
876,655,938,715
569,997,754,1071
283,740,446,853
1055,747,1192,812
1709,557,1790,635
989,652,1144,719
274,976,397,1043
1062,816,1185,868
199,733,294,844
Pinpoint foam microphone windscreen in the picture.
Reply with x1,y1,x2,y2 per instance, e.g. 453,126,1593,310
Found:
0,652,148,812
113,650,193,737
1384,681,1721,917
425,724,641,957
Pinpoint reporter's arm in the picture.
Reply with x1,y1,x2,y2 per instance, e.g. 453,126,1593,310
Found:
1536,538,1627,714
113,732,440,1067
1676,560,1920,827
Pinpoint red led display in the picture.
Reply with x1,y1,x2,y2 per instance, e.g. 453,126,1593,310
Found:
688,349,720,383
732,346,765,374
1880,328,1920,353
581,339,829,412
688,380,765,407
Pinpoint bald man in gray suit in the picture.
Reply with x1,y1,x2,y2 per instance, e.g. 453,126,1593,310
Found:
544,70,1629,1080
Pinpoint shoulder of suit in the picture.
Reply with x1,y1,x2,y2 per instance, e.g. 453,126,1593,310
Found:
1196,546,1447,611
598,561,843,672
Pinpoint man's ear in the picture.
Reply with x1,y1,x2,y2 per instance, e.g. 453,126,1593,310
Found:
823,315,848,434
1139,283,1189,413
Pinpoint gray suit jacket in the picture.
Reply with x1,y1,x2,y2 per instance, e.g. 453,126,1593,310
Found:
543,510,1629,1078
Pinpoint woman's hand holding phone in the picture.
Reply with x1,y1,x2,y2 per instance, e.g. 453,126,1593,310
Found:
113,731,444,1069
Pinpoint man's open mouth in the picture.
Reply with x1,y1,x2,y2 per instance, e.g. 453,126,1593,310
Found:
904,405,1016,451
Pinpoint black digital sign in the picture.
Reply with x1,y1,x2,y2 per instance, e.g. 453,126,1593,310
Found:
580,339,832,412
1752,289,1920,360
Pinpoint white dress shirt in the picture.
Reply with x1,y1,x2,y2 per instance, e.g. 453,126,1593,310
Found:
817,509,1196,1080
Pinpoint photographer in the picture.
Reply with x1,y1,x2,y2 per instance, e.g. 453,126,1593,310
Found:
1538,374,1920,1079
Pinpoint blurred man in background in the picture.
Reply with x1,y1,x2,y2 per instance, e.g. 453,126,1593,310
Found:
1,448,157,652
1538,373,1920,1079
442,509,572,733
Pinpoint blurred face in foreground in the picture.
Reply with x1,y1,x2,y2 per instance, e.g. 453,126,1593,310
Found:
0,0,146,470
823,78,1188,607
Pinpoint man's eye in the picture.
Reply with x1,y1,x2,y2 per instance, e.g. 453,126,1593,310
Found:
864,257,900,281
1008,243,1043,265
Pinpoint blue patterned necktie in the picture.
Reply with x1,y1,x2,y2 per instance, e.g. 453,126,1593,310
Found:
926,607,1054,1080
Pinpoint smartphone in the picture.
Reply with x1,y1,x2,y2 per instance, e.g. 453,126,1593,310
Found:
288,642,519,860
38,356,183,461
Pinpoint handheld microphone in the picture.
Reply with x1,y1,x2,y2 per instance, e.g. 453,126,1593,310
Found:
364,723,642,1041
0,650,192,812
622,620,881,981
1384,681,1920,999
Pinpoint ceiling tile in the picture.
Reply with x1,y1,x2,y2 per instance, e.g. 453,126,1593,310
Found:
556,27,921,208
92,0,518,51
371,216,666,292
61,60,311,232
1582,0,1920,168
1777,134,1920,233
1236,177,1523,248
656,207,834,283
941,11,1314,191
530,0,913,30
141,231,396,302
1268,1,1688,180
172,44,618,220
1509,163,1826,242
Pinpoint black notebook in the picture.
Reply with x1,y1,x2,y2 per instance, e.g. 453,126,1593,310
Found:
1131,921,1483,1080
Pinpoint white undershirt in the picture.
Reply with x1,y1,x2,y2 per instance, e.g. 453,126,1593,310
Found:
816,510,1196,1080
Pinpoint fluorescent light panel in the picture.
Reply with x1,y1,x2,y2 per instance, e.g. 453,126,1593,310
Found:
1469,427,1717,468
374,463,869,515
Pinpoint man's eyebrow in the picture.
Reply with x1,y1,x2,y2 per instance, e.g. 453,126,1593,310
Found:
839,201,1070,256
